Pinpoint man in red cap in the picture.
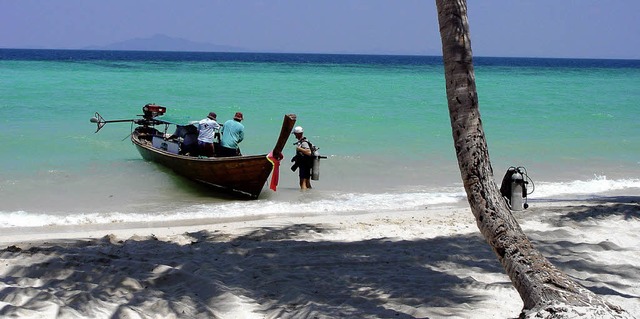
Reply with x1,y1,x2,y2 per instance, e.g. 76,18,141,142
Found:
218,112,244,157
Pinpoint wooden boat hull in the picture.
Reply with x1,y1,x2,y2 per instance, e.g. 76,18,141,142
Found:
131,114,296,199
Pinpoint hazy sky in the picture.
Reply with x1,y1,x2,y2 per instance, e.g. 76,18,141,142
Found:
1,0,638,59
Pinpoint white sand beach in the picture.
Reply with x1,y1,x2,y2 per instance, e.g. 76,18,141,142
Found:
1,198,638,318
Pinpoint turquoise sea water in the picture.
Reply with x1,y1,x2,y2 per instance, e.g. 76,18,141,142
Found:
1,49,639,228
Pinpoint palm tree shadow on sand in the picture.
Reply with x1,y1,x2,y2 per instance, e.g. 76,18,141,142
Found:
0,197,638,318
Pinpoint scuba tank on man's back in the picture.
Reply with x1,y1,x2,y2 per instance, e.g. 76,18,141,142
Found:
291,137,315,171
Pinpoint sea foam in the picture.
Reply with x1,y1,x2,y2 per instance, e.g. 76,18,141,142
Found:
2,176,638,228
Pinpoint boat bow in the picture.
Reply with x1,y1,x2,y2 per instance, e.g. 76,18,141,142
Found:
266,114,297,191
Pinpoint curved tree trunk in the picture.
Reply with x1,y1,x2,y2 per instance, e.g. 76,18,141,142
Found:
434,1,631,318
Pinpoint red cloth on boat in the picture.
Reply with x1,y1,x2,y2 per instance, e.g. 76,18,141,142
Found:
267,151,283,191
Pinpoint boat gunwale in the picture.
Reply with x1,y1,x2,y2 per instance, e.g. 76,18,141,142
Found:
131,134,269,162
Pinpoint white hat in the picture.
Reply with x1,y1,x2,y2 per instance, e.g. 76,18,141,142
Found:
292,126,304,134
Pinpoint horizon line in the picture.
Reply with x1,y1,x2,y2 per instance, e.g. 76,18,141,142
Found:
1,47,639,61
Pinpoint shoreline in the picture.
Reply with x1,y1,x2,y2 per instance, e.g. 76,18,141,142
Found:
1,195,636,246
1,198,638,318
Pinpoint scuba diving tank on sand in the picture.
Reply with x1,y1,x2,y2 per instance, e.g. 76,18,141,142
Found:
499,166,534,211
510,170,526,210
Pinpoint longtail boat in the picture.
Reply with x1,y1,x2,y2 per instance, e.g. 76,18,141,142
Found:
91,104,296,198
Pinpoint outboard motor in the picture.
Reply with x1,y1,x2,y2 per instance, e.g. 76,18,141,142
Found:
500,166,532,211
141,103,166,120
90,103,168,133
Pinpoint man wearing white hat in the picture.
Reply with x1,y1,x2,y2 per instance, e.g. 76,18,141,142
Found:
291,126,313,189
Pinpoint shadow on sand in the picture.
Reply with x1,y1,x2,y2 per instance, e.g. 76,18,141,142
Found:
1,196,638,318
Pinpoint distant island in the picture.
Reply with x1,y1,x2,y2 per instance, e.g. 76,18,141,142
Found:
84,34,249,53
1,33,437,56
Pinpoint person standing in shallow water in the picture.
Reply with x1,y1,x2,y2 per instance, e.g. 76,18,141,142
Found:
291,126,313,190
218,112,244,157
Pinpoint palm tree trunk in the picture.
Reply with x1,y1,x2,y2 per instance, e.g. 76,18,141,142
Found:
434,1,630,317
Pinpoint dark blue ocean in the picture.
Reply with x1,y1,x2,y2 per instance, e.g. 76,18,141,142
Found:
1,49,639,228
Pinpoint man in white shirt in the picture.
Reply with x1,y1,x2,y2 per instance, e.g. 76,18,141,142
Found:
197,112,220,157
